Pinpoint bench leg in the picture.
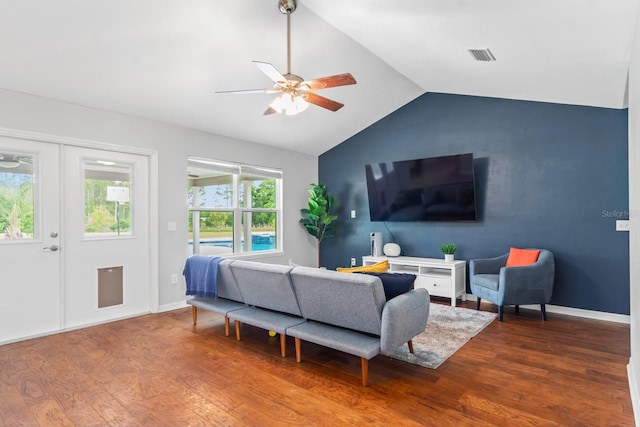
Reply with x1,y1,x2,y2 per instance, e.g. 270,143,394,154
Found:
235,320,241,340
361,358,369,386
407,340,414,354
192,306,197,325
224,316,230,337
280,334,287,357
294,338,302,362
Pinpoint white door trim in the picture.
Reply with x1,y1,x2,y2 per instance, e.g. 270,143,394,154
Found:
0,126,159,313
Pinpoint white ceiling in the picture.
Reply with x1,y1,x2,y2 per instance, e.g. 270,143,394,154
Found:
0,0,637,156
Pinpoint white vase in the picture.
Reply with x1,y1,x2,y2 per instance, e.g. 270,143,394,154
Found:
444,254,454,262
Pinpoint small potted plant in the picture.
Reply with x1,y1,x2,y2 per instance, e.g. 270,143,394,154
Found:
440,243,457,262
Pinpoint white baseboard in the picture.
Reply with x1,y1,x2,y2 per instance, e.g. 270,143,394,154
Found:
158,300,189,313
0,311,151,346
464,294,630,324
629,359,640,426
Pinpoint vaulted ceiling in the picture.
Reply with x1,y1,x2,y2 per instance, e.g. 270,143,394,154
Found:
0,0,637,155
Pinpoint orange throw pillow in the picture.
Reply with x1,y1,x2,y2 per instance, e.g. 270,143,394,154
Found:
506,248,540,267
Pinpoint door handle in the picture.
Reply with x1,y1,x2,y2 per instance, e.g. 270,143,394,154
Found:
43,244,59,252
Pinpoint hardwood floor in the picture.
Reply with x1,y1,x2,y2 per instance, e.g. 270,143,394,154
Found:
0,299,633,426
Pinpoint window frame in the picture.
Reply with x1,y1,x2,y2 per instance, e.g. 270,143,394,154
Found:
81,159,135,240
187,157,283,257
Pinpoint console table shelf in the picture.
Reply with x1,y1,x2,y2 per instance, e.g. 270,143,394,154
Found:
362,255,467,306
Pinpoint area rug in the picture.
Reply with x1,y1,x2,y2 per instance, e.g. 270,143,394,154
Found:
390,303,497,369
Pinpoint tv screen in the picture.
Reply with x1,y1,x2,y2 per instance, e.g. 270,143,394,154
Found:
365,153,477,222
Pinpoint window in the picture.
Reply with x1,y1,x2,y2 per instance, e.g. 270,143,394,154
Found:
187,157,282,256
83,160,133,237
0,152,34,241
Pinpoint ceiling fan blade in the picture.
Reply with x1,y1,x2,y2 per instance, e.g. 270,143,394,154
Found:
302,73,357,90
305,92,345,112
253,61,287,84
215,88,281,95
263,106,278,116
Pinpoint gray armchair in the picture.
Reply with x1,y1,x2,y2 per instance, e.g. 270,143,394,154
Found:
469,249,555,321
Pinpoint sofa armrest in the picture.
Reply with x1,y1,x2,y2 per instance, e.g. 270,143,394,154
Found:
470,254,509,275
379,288,430,356
500,253,555,303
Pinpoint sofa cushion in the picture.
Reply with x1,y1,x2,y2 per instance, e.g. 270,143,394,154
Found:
506,248,541,267
336,259,389,274
230,260,301,316
227,306,304,334
361,272,416,301
290,266,386,335
286,321,381,359
472,274,500,291
216,259,244,302
187,296,245,315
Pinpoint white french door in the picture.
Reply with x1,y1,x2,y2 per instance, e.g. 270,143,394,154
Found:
63,146,150,328
0,137,61,343
0,137,151,344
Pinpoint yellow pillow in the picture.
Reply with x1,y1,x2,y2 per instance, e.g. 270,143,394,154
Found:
337,260,389,273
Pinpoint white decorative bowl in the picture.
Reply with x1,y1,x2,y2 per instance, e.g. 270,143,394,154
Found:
383,243,401,257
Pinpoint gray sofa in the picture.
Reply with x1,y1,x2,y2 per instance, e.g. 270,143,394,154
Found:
186,258,430,386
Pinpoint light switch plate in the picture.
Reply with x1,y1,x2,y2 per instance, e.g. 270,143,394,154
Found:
616,220,630,231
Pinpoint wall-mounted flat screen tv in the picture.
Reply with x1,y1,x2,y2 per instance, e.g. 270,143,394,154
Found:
365,153,477,222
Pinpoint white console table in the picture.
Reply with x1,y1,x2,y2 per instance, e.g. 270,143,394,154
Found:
362,255,467,306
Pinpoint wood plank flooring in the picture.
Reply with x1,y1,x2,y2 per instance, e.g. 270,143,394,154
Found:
0,299,633,426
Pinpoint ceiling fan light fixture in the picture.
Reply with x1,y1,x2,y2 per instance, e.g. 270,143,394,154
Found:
0,159,21,168
270,93,309,115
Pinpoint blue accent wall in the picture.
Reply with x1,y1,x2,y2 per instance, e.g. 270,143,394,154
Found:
319,93,629,315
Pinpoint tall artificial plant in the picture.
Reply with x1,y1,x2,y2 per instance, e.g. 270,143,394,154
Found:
300,183,340,264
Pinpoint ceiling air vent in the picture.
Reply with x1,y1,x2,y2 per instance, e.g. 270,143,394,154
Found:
468,48,496,62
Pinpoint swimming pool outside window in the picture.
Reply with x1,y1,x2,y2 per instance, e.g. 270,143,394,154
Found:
187,157,282,256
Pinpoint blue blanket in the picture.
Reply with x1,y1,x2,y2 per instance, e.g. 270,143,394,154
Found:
183,255,224,298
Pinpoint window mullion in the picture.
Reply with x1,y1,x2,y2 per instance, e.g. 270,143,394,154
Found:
232,174,241,253
276,177,282,252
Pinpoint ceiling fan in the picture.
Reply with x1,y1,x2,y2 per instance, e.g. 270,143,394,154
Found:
215,0,357,116
0,154,31,169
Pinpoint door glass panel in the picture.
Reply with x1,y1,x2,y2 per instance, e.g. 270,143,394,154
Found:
0,152,35,241
83,160,132,237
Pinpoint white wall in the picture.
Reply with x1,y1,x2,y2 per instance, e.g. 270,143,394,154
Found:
0,88,319,308
628,4,640,423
